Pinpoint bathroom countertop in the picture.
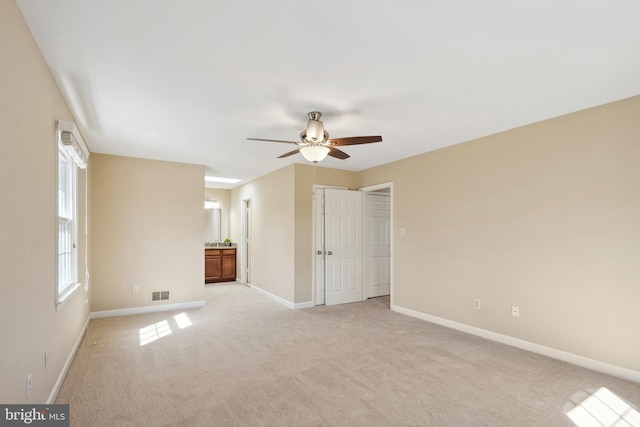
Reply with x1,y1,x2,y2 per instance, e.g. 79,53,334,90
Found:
204,245,237,249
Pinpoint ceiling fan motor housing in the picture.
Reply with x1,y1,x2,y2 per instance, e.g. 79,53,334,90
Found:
302,111,329,144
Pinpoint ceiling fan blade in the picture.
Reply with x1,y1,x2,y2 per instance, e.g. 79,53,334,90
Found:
328,136,382,146
328,146,350,160
247,137,299,145
277,148,302,158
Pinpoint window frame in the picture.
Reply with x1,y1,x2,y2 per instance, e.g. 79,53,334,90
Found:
56,121,88,305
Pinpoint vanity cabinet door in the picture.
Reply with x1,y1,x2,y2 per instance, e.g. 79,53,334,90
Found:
221,249,236,281
205,249,222,283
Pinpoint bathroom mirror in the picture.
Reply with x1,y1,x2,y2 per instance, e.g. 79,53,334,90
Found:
205,207,228,243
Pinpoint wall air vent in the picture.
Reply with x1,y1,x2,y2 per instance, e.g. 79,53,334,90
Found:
151,291,170,301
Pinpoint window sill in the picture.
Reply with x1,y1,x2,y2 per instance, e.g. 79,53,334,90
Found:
56,282,83,309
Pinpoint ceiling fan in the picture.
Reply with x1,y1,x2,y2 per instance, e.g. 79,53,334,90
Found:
247,111,382,163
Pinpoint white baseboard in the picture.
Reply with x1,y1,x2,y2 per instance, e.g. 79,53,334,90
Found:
294,301,314,309
90,300,206,319
47,315,90,404
391,304,640,384
249,285,312,310
249,285,294,308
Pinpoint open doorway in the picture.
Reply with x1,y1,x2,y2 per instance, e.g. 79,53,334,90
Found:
360,183,392,305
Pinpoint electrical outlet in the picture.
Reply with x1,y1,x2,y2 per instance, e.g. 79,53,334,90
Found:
27,374,32,398
512,305,520,317
474,299,481,310
132,285,139,294
400,227,406,236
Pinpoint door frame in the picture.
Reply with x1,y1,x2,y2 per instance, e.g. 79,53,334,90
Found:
363,192,391,299
359,182,394,307
241,197,252,285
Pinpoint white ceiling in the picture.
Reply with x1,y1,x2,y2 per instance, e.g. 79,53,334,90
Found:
17,1,640,189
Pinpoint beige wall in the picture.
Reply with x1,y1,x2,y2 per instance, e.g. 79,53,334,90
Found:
0,1,90,403
205,188,231,211
360,95,640,372
231,165,296,301
90,154,205,312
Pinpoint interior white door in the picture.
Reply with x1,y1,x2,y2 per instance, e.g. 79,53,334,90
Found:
314,188,326,305
325,189,364,306
365,193,390,298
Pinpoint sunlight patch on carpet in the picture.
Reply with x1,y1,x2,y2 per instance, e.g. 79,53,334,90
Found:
567,387,640,427
139,320,172,346
138,313,193,346
174,312,192,329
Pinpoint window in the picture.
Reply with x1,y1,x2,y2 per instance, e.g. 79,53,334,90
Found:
56,121,88,303
57,145,77,300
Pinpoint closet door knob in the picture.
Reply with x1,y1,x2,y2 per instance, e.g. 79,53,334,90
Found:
327,251,333,255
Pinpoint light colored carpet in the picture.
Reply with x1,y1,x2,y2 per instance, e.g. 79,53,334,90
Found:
57,283,640,426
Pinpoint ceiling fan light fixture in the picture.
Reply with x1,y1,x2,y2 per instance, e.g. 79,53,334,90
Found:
300,145,330,163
